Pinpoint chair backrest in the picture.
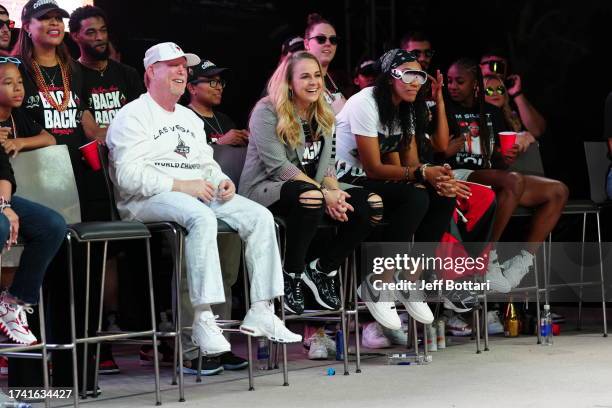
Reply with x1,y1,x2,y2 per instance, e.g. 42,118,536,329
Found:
213,145,247,189
508,142,545,176
10,145,81,224
583,141,610,204
97,144,121,221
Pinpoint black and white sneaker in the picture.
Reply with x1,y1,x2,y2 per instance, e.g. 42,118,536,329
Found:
302,259,341,310
442,287,479,313
283,271,305,314
182,357,223,376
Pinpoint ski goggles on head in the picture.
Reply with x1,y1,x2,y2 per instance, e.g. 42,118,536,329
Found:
484,85,506,96
390,68,428,85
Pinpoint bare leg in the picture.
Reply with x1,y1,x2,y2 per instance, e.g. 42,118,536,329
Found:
467,170,525,242
518,176,569,253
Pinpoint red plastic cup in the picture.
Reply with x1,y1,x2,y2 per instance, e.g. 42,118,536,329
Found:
552,323,560,336
498,131,517,156
79,140,101,171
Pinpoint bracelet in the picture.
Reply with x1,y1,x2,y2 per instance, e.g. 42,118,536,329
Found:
403,166,411,181
510,90,523,98
0,197,11,212
419,163,431,184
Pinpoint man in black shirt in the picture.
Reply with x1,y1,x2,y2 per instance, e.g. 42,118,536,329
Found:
0,5,13,53
69,5,144,128
186,60,248,145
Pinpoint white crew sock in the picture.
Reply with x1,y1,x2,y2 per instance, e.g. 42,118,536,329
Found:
193,304,213,326
251,300,274,314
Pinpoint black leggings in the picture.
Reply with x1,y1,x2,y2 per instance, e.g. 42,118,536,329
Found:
269,180,381,275
346,178,455,243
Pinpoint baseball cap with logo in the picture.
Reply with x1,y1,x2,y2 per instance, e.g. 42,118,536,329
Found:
21,0,69,22
143,42,200,69
188,60,228,83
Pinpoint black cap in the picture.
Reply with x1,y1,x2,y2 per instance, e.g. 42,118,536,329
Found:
21,0,69,22
355,59,377,77
188,60,228,83
281,35,304,56
0,5,9,15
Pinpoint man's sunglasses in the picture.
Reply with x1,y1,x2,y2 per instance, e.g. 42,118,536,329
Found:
484,85,506,96
191,78,226,89
308,35,338,46
390,68,428,85
410,49,435,58
481,60,506,75
0,19,15,30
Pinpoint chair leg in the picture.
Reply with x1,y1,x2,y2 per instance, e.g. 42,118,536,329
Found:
241,243,254,391
145,238,162,405
280,299,289,386
483,288,490,351
195,348,202,383
81,242,92,398
93,241,109,398
66,234,80,407
474,306,481,354
351,251,361,373
577,213,587,331
534,246,542,345
338,263,349,376
596,211,608,337
38,287,51,408
175,232,185,402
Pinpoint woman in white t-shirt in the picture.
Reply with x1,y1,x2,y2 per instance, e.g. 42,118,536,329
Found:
336,49,474,319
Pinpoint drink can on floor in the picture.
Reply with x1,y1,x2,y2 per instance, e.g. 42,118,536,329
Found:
426,324,437,351
436,319,446,349
335,330,344,360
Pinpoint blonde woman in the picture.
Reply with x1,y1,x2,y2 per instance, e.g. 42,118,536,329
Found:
239,51,382,316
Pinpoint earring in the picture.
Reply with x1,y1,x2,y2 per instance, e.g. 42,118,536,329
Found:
288,89,293,99
27,32,32,38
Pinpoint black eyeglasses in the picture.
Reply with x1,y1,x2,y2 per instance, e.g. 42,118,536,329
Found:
484,85,506,96
308,35,338,46
0,19,15,30
191,78,226,89
410,49,435,58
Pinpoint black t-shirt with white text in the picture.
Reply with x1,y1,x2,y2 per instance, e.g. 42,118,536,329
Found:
301,119,324,178
80,59,144,127
444,99,506,170
189,108,236,144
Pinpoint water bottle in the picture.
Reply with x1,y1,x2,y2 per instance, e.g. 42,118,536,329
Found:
335,330,344,361
256,338,269,370
540,304,553,346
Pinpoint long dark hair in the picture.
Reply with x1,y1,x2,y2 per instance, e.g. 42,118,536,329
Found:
372,71,430,159
12,20,74,77
448,57,492,164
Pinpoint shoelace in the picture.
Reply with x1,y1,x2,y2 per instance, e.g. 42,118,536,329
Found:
202,314,223,335
17,306,34,329
293,278,304,301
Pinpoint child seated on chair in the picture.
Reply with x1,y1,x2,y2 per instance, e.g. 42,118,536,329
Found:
0,57,65,345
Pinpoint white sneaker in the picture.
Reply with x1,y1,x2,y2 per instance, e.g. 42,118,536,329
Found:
443,314,473,336
502,250,534,288
393,278,434,324
485,252,511,293
191,312,231,356
0,293,37,345
240,308,302,343
487,310,504,335
361,322,391,349
357,281,401,331
382,313,409,346
307,333,329,360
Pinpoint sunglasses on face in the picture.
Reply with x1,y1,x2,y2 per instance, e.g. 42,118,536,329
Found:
0,56,20,64
484,85,506,96
481,60,506,75
0,19,14,30
410,49,435,58
309,35,338,46
390,68,428,85
192,78,226,89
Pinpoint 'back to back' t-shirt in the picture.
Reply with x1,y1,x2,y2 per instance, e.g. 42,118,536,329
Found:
444,99,506,170
80,59,144,127
335,86,406,180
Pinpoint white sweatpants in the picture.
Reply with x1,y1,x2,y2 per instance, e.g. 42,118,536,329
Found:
133,191,283,306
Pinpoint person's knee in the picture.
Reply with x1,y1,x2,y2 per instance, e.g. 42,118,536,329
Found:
188,206,217,230
298,189,324,210
502,172,525,197
550,181,569,205
46,210,67,242
367,193,384,225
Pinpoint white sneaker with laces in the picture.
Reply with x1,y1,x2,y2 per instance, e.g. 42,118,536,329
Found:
362,322,391,349
191,312,231,356
443,314,472,336
502,250,534,288
382,313,409,346
0,293,37,345
307,334,328,360
393,277,434,324
487,310,504,334
240,308,302,343
485,251,512,293
357,281,401,331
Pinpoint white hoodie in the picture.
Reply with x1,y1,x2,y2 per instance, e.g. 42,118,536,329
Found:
107,92,229,219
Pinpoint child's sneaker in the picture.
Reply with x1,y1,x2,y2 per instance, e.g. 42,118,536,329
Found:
0,292,37,345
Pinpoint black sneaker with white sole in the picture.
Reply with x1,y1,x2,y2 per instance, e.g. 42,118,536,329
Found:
443,288,479,313
302,260,341,310
182,357,223,376
283,271,304,314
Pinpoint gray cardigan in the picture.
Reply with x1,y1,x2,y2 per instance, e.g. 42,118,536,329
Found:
239,97,339,207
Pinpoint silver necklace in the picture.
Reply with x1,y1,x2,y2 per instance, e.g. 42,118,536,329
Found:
201,112,224,135
41,65,60,87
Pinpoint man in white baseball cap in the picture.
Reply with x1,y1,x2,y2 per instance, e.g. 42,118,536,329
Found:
106,42,301,357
